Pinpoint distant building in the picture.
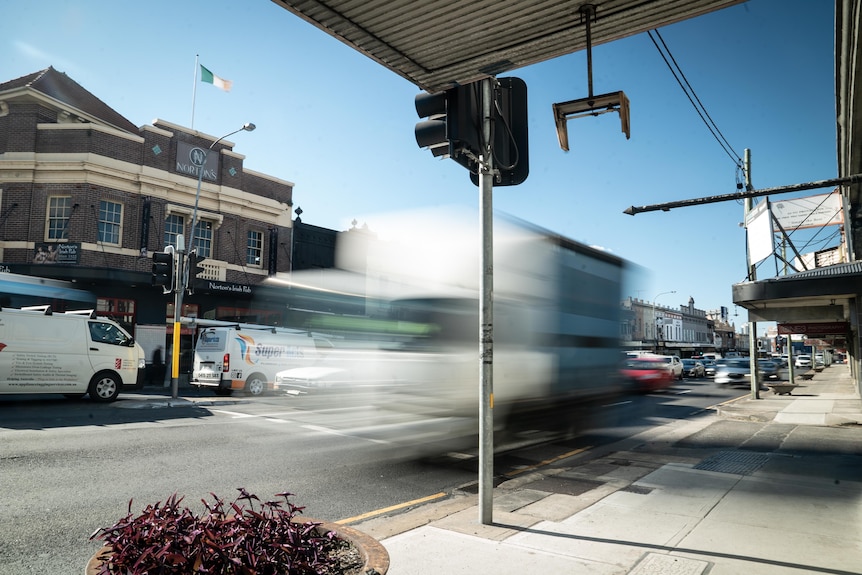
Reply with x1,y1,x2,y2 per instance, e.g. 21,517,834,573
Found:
623,296,724,357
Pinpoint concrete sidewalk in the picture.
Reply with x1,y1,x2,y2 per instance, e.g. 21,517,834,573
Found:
353,365,862,575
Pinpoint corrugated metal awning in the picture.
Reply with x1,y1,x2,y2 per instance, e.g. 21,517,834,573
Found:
270,0,745,92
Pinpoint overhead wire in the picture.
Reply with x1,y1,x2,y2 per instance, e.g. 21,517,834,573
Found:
649,28,846,277
648,29,743,170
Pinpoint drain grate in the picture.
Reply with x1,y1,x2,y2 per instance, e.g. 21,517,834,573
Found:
693,450,770,475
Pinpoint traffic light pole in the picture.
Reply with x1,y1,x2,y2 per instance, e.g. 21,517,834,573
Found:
170,243,186,400
478,77,495,525
167,123,254,400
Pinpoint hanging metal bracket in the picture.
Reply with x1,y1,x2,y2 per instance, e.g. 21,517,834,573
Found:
553,4,631,151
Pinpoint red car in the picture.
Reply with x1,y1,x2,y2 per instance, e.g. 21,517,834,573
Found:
620,357,675,392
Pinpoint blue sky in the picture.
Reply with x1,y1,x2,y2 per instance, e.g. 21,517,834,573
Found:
2,0,838,320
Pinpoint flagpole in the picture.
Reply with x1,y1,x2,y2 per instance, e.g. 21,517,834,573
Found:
191,54,199,130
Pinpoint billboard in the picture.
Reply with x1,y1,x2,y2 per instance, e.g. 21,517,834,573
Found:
744,200,774,264
771,191,843,230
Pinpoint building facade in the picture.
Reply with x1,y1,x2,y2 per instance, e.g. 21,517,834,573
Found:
0,67,301,360
621,296,743,357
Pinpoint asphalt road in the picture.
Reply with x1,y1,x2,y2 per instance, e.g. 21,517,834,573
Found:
0,376,743,575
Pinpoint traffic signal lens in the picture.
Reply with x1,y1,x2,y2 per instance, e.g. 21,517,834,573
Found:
151,251,174,290
415,120,448,153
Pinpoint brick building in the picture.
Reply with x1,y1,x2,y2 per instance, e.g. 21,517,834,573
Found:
0,67,307,358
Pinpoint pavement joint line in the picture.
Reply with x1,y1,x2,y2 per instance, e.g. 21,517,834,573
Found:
697,393,750,414
503,446,592,478
337,492,448,525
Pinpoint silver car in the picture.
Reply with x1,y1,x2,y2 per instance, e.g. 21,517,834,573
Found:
714,358,751,386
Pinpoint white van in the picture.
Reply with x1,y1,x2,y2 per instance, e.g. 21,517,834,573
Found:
0,306,146,401
191,324,333,396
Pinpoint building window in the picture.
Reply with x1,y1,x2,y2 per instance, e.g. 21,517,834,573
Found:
164,214,184,249
247,230,263,267
47,196,72,240
193,220,213,258
98,200,122,245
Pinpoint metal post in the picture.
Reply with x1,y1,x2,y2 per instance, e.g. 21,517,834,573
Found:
743,149,760,399
170,240,186,399
478,78,495,525
787,334,795,381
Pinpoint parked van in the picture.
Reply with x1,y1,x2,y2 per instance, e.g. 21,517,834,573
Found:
191,323,333,396
0,306,145,401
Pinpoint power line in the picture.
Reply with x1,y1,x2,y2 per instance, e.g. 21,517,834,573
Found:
648,29,742,169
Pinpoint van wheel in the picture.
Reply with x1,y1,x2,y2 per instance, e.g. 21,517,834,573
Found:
244,374,267,396
89,372,121,402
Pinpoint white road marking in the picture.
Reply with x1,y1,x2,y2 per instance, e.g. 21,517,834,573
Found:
601,400,633,408
301,424,390,445
213,409,256,419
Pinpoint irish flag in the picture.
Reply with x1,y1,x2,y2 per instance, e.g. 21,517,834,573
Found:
200,65,232,92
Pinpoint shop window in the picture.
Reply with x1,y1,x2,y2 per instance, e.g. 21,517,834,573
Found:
97,298,136,332
166,302,200,323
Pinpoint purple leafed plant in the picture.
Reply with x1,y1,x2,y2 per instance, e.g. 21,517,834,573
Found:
90,488,357,575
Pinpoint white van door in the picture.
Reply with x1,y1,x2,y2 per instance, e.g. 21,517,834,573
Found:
193,328,229,389
85,319,142,394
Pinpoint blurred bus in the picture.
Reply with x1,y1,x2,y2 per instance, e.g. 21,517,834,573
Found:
262,209,629,450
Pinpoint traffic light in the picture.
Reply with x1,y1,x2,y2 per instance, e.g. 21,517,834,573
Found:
414,83,481,173
187,249,206,294
151,247,175,294
414,77,528,186
190,250,206,278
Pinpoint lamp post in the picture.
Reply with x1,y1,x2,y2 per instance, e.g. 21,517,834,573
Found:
652,290,676,352
169,123,256,399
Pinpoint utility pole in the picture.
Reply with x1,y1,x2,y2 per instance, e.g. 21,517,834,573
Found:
743,149,760,399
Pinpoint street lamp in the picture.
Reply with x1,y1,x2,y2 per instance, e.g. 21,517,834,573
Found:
169,122,256,399
189,123,256,248
652,290,676,351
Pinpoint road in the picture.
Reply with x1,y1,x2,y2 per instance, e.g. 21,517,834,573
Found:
0,376,744,574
